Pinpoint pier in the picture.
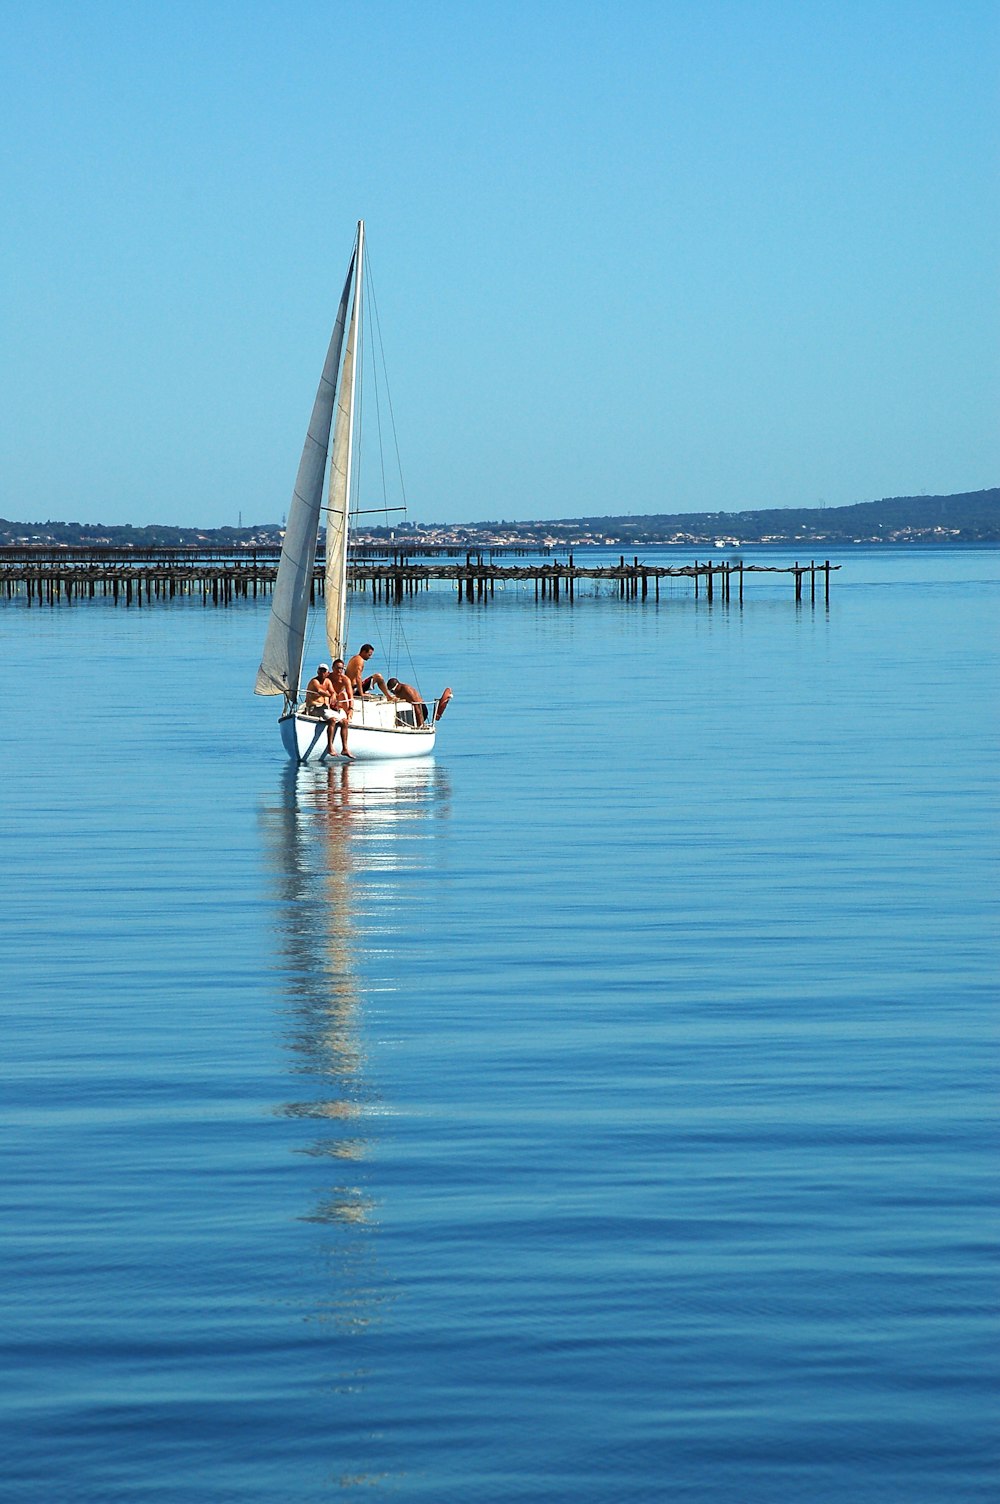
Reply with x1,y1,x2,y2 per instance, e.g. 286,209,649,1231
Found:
0,547,838,607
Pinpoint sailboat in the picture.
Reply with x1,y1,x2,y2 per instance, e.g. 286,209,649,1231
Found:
255,221,447,762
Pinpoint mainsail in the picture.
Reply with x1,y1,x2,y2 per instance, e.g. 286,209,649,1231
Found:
254,246,357,699
324,222,363,663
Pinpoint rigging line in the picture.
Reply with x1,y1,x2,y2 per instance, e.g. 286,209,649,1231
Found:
391,609,422,687
362,249,410,674
351,256,393,669
364,257,390,515
364,249,408,513
353,272,365,513
344,268,368,650
341,325,360,661
340,248,414,679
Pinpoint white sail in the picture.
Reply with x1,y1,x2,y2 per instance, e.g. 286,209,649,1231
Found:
254,251,356,698
324,225,363,662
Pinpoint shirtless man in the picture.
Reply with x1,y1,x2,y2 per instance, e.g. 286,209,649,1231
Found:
325,659,355,758
303,664,343,756
304,664,333,712
385,677,427,727
345,643,396,701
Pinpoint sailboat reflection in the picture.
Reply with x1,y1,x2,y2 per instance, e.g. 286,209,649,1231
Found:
260,757,450,1257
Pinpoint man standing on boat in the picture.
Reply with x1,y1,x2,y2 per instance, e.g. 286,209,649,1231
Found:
346,643,396,702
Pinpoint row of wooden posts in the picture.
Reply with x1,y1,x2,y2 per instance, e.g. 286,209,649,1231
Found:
1,556,836,607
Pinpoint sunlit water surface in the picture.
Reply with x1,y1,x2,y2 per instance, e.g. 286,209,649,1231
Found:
2,547,997,1501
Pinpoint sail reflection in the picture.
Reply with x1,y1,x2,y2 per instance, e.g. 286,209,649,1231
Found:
259,756,450,1242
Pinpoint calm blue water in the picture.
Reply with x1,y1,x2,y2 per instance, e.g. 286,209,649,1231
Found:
2,547,997,1501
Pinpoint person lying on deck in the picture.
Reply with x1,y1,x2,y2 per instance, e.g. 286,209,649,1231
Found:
385,677,427,727
346,644,397,701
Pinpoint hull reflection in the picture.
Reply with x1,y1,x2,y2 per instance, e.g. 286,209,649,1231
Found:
259,755,450,1243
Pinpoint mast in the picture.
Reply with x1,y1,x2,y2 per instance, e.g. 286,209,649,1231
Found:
325,220,364,662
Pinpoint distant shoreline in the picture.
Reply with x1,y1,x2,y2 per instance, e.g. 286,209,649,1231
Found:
2,486,997,549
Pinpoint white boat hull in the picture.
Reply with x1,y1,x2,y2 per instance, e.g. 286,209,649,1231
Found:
279,698,436,763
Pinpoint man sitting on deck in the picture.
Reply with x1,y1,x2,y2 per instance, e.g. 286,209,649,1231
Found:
304,664,333,713
303,663,350,758
385,677,427,727
346,643,396,701
325,660,354,758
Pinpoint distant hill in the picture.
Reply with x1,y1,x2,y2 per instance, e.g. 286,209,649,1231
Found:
460,489,1000,545
0,518,285,548
1,487,997,548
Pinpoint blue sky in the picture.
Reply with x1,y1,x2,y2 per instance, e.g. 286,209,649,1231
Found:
1,0,997,527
